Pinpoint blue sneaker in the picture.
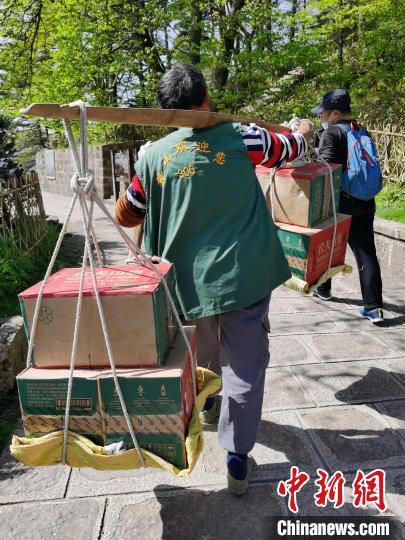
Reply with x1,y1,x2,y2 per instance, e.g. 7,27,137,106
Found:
358,307,384,323
313,288,333,301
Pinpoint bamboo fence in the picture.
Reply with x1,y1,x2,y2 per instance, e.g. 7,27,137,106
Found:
0,172,48,256
367,124,404,184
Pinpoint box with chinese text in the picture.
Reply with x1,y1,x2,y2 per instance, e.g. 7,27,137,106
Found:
276,214,352,286
99,327,195,468
17,368,103,445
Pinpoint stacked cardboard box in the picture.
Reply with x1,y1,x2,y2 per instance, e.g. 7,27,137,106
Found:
256,162,351,287
17,368,104,445
256,162,342,227
17,328,195,468
100,328,195,468
277,214,351,284
19,264,178,368
18,264,196,469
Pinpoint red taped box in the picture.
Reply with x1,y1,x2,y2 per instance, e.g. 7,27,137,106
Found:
276,214,352,286
19,264,178,369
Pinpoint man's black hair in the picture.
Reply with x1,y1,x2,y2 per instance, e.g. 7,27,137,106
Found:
156,63,207,110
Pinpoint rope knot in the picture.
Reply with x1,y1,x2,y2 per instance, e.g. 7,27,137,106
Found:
70,172,95,195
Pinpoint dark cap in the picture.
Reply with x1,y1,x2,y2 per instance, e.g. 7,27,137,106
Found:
311,89,351,114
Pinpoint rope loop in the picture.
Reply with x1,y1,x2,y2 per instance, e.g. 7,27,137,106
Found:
70,171,95,195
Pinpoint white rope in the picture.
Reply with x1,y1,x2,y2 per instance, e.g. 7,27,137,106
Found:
269,168,276,222
59,106,146,466
317,154,338,272
63,117,104,267
63,119,81,174
79,103,88,176
77,193,146,466
82,194,105,267
26,193,78,368
61,193,91,464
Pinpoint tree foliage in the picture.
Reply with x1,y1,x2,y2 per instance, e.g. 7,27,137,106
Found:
0,115,17,178
0,0,403,143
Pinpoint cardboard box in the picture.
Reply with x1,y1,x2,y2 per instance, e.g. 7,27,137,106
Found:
99,327,195,469
17,368,104,444
19,264,178,368
256,162,342,227
17,327,196,469
277,213,352,286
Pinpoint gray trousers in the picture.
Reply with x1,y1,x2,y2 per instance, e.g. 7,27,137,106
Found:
194,294,271,454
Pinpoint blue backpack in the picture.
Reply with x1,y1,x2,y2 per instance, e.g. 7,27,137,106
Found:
335,122,382,200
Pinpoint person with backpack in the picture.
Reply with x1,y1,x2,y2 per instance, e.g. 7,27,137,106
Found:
311,89,384,323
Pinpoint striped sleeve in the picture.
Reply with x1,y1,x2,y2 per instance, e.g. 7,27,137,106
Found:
125,174,146,217
239,123,307,168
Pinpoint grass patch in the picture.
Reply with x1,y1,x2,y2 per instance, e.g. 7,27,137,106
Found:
0,223,80,318
376,182,405,224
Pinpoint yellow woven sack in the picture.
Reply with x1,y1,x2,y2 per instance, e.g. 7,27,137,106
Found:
10,367,221,477
284,264,352,295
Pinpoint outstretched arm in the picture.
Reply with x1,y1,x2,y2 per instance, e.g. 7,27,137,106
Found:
240,121,309,168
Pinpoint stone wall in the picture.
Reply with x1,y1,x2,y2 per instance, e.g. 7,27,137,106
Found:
0,317,27,394
374,218,405,276
36,142,144,199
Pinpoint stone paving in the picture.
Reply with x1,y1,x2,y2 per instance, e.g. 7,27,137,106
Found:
1,190,405,539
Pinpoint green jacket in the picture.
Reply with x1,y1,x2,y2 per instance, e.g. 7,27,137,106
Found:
135,122,291,320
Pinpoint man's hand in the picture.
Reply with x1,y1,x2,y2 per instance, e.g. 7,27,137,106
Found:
297,119,313,146
285,117,301,132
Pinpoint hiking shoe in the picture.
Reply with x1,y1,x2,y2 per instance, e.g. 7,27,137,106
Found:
199,397,217,425
359,307,384,323
313,288,333,301
227,456,255,496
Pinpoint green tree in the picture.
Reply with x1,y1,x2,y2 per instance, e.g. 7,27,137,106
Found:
0,0,402,138
0,116,17,179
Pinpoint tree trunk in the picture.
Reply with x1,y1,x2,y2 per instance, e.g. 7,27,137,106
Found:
289,0,298,42
212,0,246,91
189,2,203,65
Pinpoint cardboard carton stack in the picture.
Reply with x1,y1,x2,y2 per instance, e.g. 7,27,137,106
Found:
256,162,352,286
17,264,196,468
19,264,178,368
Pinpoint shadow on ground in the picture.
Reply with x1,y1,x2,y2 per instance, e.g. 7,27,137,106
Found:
336,368,405,406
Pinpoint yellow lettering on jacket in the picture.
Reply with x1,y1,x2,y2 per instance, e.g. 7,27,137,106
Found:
213,151,226,165
156,172,166,185
178,165,196,180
